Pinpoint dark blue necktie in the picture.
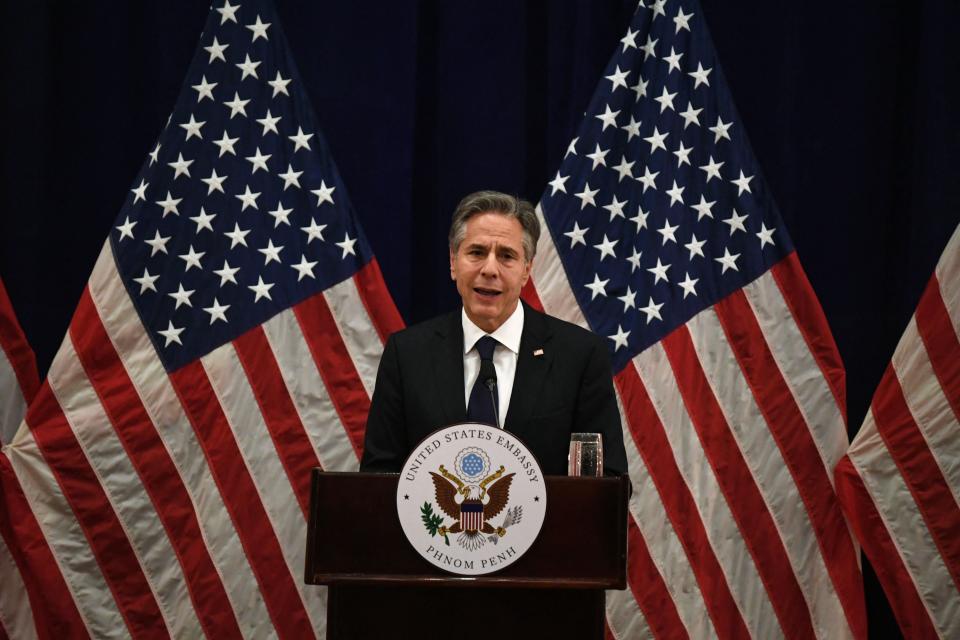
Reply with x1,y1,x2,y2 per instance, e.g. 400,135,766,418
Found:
466,335,499,426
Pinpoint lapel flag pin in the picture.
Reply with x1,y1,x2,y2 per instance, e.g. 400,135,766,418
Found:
533,348,544,356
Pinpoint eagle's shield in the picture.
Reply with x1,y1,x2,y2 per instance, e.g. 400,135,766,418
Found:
459,499,483,532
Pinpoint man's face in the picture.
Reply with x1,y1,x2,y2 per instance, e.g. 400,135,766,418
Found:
450,212,532,333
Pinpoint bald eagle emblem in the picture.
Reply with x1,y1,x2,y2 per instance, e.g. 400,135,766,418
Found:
423,447,522,551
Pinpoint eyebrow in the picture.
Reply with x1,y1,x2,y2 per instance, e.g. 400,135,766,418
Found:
464,242,519,255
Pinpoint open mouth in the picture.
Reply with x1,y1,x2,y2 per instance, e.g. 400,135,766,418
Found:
474,287,501,298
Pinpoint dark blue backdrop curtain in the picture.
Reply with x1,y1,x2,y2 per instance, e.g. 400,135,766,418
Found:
2,2,958,634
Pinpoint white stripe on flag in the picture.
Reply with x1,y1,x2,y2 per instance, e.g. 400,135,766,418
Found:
687,307,851,638
6,429,120,639
619,417,715,639
742,271,849,476
47,335,202,636
323,276,384,397
201,344,326,633
892,317,960,503
605,586,653,640
846,412,957,635
262,309,359,472
0,346,27,445
530,205,590,329
0,533,38,640
633,343,783,638
87,245,272,638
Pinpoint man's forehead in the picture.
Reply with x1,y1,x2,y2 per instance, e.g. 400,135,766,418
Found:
463,213,523,239
462,234,521,245
460,234,524,253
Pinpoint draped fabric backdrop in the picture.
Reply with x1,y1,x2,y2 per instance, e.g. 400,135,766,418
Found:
1,2,958,635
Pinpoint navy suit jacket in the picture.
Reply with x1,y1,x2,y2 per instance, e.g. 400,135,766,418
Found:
360,303,628,476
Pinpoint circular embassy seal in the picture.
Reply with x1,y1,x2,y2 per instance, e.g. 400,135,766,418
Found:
396,422,547,575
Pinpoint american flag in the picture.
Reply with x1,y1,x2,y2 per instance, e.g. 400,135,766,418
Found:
0,0,402,637
0,277,38,446
522,1,867,637
835,223,960,639
0,275,43,639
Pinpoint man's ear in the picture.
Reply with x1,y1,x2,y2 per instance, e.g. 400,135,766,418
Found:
520,258,533,286
449,250,456,280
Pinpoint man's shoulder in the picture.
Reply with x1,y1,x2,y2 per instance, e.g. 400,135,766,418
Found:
385,310,458,347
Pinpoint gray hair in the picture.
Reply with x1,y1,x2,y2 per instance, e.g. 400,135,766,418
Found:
448,191,540,261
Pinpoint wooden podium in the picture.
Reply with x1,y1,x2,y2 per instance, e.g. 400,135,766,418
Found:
305,471,629,639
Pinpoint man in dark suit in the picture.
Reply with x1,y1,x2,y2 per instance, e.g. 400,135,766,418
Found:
360,191,627,476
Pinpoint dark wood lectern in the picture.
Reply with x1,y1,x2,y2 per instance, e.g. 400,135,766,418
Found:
305,471,629,639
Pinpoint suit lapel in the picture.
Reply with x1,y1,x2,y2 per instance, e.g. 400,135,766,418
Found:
504,304,553,432
433,311,466,424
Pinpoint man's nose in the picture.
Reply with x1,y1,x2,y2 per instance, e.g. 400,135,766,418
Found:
479,250,498,276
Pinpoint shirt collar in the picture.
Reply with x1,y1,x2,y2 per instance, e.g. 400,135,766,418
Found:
461,303,524,355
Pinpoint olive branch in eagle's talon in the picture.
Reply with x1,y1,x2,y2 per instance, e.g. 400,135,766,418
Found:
421,502,450,545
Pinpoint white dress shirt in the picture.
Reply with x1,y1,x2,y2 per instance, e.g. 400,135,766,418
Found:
461,303,523,425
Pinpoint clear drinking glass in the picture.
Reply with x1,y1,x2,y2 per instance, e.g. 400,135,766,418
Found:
568,433,603,476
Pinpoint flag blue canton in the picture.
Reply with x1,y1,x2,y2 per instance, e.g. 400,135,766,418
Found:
110,0,374,372
540,1,793,373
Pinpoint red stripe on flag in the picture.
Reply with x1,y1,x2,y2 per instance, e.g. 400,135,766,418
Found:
70,290,242,639
914,275,960,420
661,326,814,639
714,290,867,639
293,292,368,458
615,364,750,638
169,362,313,640
233,326,323,518
0,277,39,404
1,452,87,639
353,259,405,343
770,253,847,420
835,455,939,639
871,364,960,592
24,382,168,639
521,280,546,313
624,513,686,639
